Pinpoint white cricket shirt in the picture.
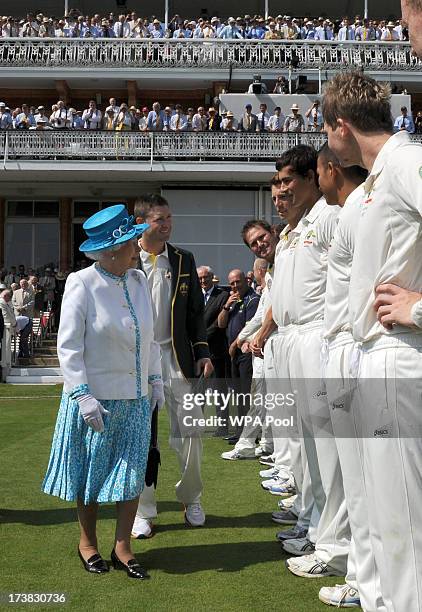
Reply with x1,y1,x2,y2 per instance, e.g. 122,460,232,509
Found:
349,132,422,342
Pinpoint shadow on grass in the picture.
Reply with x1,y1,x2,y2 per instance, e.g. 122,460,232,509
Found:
139,540,284,574
0,505,272,530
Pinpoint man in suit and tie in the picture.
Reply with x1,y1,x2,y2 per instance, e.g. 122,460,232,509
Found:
197,265,229,435
147,102,165,132
132,193,213,539
12,279,34,358
239,104,258,132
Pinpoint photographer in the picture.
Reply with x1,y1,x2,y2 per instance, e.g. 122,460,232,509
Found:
247,75,268,94
82,100,102,130
273,75,288,94
305,100,324,132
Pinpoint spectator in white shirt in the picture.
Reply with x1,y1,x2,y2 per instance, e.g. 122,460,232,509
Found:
222,111,238,131
82,100,102,129
256,103,271,132
315,19,334,40
138,107,149,131
105,98,120,116
2,17,20,37
114,104,132,131
355,18,377,40
150,19,164,38
268,107,286,132
34,106,50,126
284,103,305,132
113,14,131,38
305,100,324,131
51,100,71,129
54,20,67,37
338,18,355,40
381,21,400,40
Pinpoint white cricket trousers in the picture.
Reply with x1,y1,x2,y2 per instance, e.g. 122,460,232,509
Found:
325,332,386,612
291,321,350,574
136,344,203,520
265,326,316,536
351,332,422,612
234,354,274,455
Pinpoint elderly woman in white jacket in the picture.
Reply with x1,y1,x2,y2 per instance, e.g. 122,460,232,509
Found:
42,204,164,580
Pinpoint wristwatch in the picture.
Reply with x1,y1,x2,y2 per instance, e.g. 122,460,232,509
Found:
223,305,230,312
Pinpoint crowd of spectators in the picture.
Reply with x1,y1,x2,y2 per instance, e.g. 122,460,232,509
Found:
0,11,409,42
1,98,421,134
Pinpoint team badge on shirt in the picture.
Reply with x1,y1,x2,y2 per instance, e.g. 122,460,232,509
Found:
303,229,316,246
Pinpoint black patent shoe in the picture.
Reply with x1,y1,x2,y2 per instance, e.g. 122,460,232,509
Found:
111,549,150,580
78,548,109,574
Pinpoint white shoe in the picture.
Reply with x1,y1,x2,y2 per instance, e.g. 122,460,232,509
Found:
259,466,279,478
286,553,344,579
254,446,263,457
278,494,297,510
261,475,289,490
221,449,256,460
185,502,206,527
282,537,315,556
319,584,361,607
131,517,154,539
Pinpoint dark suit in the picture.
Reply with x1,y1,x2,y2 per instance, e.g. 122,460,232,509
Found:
207,114,221,131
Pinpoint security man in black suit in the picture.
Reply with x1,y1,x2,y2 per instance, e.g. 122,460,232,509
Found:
197,265,230,435
132,193,213,539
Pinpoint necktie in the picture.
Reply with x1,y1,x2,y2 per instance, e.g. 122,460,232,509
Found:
204,292,208,306
119,23,123,37
247,114,251,129
323,27,327,39
275,117,280,130
401,117,406,129
345,27,349,40
261,115,265,130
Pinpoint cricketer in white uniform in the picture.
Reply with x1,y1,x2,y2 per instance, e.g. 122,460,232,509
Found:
267,146,350,578
131,194,213,538
317,144,386,611
324,70,422,611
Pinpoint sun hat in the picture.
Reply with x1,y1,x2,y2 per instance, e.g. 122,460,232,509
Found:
291,103,300,110
226,111,234,117
79,204,149,253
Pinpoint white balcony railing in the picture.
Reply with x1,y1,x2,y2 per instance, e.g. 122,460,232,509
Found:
0,38,420,71
1,131,421,164
0,130,330,162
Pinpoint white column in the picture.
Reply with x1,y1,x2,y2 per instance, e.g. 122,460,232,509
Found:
164,0,169,31
364,0,368,19
264,0,269,19
64,0,69,17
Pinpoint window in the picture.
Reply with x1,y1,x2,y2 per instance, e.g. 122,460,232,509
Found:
7,201,59,217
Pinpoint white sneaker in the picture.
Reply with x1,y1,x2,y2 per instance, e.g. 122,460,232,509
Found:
286,553,344,579
278,494,297,510
185,502,206,527
259,466,279,478
319,584,361,607
261,475,289,490
254,446,263,457
221,449,256,460
281,537,315,556
131,517,154,539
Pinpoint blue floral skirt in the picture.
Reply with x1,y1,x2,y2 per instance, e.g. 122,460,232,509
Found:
42,392,151,504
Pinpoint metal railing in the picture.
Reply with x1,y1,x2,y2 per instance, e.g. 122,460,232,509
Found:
0,130,328,162
1,131,421,164
0,38,420,71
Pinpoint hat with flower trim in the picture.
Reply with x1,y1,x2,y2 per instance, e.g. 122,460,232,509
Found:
79,204,149,252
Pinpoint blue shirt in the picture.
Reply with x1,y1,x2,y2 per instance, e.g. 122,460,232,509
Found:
394,114,415,134
227,288,260,344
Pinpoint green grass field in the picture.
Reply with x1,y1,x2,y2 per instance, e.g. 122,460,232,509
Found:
0,385,340,612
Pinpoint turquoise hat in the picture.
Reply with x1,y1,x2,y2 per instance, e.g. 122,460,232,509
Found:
79,204,149,252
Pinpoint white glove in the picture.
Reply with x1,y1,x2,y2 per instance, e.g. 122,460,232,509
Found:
150,380,165,411
77,393,110,433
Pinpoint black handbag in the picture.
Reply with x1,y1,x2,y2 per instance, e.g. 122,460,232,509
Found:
145,405,161,488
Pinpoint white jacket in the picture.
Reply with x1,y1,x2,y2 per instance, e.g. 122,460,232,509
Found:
58,264,162,400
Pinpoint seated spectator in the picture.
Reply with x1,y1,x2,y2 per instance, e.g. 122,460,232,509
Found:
268,106,286,132
273,76,288,94
147,102,165,131
256,103,270,132
305,100,324,131
82,100,102,129
192,106,208,131
393,106,415,133
284,103,305,132
170,104,187,131
239,104,258,132
207,107,220,131
222,111,238,131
